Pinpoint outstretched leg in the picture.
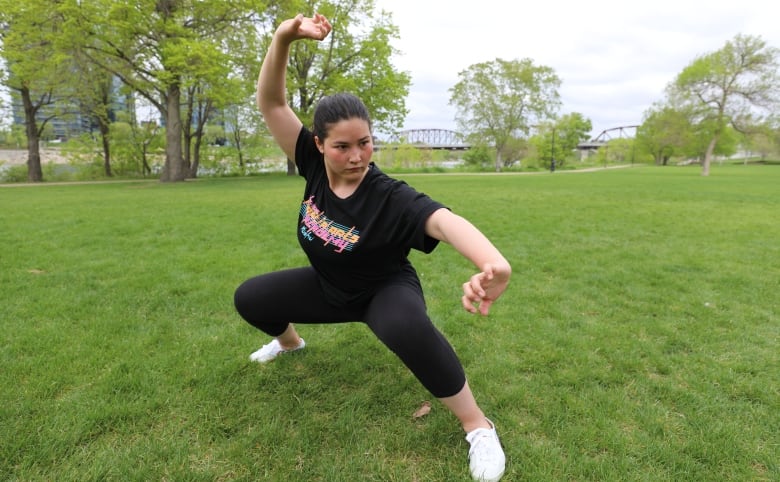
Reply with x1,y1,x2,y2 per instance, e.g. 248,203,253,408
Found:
234,267,360,362
364,280,505,481
438,381,490,432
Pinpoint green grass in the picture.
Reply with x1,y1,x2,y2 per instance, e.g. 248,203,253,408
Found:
1,165,778,481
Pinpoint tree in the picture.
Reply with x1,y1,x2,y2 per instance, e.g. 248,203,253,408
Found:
741,118,780,161
449,58,561,172
260,0,410,175
497,136,528,169
216,100,264,170
668,34,780,176
182,83,214,178
67,0,265,182
70,62,118,177
687,120,740,163
0,0,74,182
636,103,695,165
532,113,592,169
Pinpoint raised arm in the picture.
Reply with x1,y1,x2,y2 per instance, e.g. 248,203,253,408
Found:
257,14,331,159
425,208,512,316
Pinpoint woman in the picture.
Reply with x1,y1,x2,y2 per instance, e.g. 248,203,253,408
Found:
234,13,511,482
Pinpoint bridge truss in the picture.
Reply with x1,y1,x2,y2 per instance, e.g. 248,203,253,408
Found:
377,125,638,151
579,125,639,150
382,129,470,150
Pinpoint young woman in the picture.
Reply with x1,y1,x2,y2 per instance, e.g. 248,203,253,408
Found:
234,13,511,482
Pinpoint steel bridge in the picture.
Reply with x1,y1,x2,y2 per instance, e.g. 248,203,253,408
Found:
577,125,639,150
378,129,470,150
375,125,638,151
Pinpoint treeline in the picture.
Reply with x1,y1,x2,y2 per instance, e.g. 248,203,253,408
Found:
2,2,779,182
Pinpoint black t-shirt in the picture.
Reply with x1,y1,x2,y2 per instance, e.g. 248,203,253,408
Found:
294,126,445,306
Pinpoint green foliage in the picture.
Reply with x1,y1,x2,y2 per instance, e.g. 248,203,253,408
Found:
531,113,593,169
636,104,694,165
589,139,644,167
462,143,495,169
0,124,27,149
668,34,780,174
68,0,269,181
260,0,410,136
688,123,741,159
0,163,28,182
1,167,778,480
449,58,561,171
742,118,780,160
0,0,79,181
108,121,165,177
386,143,423,169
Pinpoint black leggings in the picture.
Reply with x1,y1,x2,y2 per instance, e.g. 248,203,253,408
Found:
234,267,466,398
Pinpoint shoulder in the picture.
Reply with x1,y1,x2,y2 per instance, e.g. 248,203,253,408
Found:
364,164,412,192
295,127,323,178
364,164,446,210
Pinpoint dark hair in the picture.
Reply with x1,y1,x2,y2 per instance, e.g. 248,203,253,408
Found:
312,93,372,140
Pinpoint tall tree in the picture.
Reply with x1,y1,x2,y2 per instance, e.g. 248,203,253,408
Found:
260,0,410,175
533,113,592,169
668,34,780,176
182,83,213,178
636,103,694,166
69,59,118,177
449,58,561,172
67,0,266,182
0,0,73,182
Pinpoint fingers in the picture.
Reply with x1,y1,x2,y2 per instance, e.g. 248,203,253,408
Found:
461,292,478,314
312,13,331,38
286,13,331,40
461,263,509,316
478,299,494,316
461,272,488,315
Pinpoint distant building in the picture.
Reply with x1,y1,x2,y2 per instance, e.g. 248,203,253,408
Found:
9,76,134,140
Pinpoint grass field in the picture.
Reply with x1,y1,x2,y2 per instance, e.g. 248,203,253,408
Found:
1,165,778,481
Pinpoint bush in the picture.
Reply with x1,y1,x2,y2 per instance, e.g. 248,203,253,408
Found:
0,163,29,183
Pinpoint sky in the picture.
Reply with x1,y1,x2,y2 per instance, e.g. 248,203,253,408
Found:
372,0,780,138
2,1,777,136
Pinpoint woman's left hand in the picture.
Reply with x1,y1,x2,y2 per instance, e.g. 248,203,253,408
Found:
461,262,511,316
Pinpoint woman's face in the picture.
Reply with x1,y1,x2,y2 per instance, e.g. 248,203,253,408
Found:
315,117,373,184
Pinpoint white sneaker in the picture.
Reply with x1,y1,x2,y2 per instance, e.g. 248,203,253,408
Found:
465,418,506,482
249,338,306,363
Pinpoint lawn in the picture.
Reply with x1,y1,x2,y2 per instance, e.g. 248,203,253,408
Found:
1,165,778,481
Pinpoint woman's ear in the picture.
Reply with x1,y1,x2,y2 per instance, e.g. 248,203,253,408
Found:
314,136,325,154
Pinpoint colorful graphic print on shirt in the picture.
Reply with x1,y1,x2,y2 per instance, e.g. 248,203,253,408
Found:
299,196,361,254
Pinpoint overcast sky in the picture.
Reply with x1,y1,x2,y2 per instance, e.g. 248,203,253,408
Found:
373,0,780,138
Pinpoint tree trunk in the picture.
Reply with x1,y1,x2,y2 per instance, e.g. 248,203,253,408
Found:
702,136,718,177
286,158,296,176
161,84,186,182
187,100,211,179
232,130,244,168
99,119,112,177
190,134,202,178
21,87,43,182
26,134,44,183
141,143,152,176
183,132,192,174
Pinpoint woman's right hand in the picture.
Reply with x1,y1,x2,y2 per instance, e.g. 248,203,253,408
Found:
278,13,332,42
